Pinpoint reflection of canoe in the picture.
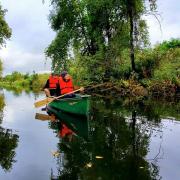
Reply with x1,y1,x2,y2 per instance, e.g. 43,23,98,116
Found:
47,106,89,140
47,94,91,116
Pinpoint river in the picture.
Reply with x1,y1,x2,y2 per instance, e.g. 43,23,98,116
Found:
0,89,179,180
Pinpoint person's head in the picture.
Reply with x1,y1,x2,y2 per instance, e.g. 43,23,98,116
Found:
60,71,71,81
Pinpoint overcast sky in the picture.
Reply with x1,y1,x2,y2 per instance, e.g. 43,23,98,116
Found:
0,0,180,75
0,0,55,75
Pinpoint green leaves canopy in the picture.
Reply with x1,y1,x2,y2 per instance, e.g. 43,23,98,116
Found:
46,0,156,79
0,3,12,77
0,4,11,47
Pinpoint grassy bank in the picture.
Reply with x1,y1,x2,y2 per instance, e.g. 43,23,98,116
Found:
0,72,49,93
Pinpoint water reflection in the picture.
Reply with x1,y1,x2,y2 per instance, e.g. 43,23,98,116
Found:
0,127,19,171
48,98,179,179
0,93,5,124
0,92,19,172
0,88,179,179
49,111,89,141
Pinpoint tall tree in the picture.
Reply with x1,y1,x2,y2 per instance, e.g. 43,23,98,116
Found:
124,0,157,72
46,0,157,80
0,3,12,77
0,4,11,47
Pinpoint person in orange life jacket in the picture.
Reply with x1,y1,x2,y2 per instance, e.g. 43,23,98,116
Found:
44,73,60,97
59,123,73,137
57,121,73,142
59,71,76,98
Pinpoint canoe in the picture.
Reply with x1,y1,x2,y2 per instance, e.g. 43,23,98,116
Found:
47,94,91,116
47,106,89,140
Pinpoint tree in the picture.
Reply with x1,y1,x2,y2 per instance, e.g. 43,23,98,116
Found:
0,3,11,47
0,127,19,171
0,93,19,171
46,0,157,81
124,0,157,72
0,3,12,77
50,98,161,179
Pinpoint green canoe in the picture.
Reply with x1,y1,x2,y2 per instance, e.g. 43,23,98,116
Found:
47,106,89,140
47,94,91,116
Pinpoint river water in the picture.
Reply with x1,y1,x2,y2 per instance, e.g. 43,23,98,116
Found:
0,89,179,180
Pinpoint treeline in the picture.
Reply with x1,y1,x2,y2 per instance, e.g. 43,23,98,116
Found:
0,72,49,92
45,0,157,81
45,0,179,98
69,39,180,85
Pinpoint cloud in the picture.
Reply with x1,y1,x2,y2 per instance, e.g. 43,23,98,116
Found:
0,0,55,75
0,0,180,75
145,0,180,45
0,41,51,74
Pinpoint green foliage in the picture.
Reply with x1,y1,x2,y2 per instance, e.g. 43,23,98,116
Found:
135,49,158,78
54,97,170,179
46,0,155,81
0,4,11,47
155,38,180,52
11,71,24,81
0,128,19,171
0,3,11,77
152,48,180,84
130,39,180,86
45,30,70,71
0,94,5,124
0,72,49,92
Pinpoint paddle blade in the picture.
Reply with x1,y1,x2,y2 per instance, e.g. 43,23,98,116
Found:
34,97,54,108
35,113,51,121
35,113,57,121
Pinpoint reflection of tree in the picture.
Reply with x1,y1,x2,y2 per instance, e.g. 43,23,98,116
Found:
0,93,5,124
0,93,5,110
48,98,165,179
0,128,19,171
77,105,160,180
50,97,180,179
0,93,19,171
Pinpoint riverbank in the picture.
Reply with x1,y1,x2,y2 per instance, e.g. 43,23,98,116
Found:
0,72,48,93
0,74,179,100
84,79,180,100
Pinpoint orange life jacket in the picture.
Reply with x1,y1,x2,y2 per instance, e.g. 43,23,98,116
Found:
59,76,74,94
59,124,73,138
49,75,59,89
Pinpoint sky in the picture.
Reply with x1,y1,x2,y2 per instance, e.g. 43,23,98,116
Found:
0,0,55,75
0,0,180,75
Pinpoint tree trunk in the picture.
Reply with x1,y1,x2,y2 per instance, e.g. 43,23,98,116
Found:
129,5,136,72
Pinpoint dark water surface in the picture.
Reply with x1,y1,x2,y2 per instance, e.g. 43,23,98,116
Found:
0,90,180,180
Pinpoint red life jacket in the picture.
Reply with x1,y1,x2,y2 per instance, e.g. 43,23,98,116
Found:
59,124,73,138
59,76,74,94
49,75,59,89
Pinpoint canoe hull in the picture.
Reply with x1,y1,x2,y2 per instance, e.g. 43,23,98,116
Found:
47,105,89,140
47,94,91,116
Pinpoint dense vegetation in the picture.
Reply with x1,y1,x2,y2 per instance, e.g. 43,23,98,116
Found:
0,93,19,171
49,97,179,179
43,0,179,98
46,0,156,79
0,3,12,76
0,72,49,92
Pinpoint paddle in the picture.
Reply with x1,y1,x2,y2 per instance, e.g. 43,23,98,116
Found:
35,113,57,121
34,87,84,108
